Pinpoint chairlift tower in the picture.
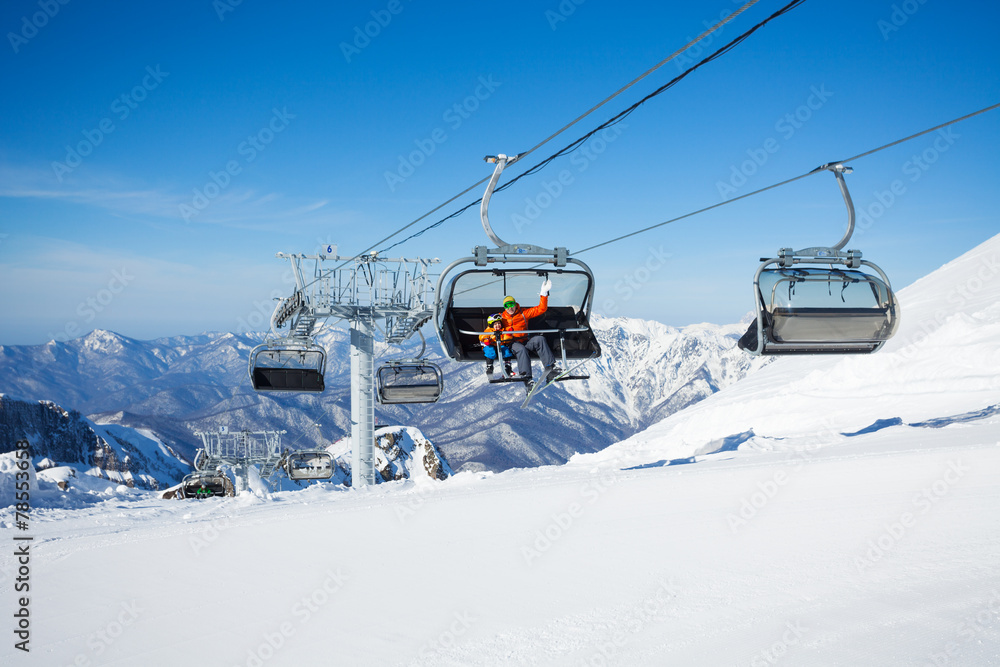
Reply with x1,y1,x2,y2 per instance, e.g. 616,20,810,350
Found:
190,429,286,495
249,246,440,487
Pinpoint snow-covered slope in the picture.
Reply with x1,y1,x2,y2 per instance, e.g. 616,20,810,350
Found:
0,316,764,473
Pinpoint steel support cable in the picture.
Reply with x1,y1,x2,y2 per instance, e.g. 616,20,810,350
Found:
574,101,1000,256
490,0,807,198
371,0,783,257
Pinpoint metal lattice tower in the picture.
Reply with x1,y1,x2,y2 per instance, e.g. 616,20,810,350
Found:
264,248,439,487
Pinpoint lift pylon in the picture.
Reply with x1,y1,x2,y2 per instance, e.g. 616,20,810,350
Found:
250,247,440,487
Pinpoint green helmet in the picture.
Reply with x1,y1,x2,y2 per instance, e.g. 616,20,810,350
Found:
487,313,503,327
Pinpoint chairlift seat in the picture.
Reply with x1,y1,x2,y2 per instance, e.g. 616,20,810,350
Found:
285,451,334,481
252,368,325,392
179,471,233,498
444,306,601,361
771,307,895,342
376,362,443,404
741,265,899,355
249,344,327,393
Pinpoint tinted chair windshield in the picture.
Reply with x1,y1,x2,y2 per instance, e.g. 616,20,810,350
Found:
448,270,591,312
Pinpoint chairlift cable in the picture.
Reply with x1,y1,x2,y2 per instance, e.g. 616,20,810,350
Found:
371,0,787,256
574,101,1000,256
488,0,806,198
836,101,1000,164
494,0,764,181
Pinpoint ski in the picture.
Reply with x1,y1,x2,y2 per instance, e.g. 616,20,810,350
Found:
520,353,596,408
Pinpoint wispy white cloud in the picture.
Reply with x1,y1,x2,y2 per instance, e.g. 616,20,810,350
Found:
0,162,336,231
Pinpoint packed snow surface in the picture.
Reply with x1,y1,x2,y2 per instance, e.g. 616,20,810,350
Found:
1,234,999,665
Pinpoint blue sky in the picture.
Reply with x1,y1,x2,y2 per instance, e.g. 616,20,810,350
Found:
1,0,998,345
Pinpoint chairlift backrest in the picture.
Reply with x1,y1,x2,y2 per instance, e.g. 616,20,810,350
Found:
376,361,444,404
249,342,327,392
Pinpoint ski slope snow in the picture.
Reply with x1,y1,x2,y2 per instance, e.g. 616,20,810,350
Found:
1,235,999,666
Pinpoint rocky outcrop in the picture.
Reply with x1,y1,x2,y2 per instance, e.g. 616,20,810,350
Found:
0,395,190,490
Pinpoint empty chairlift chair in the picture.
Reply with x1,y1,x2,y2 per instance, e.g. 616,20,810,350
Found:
738,163,900,355
284,450,335,481
376,360,444,404
248,341,326,392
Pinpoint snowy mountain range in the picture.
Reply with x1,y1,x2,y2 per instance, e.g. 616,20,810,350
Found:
0,315,767,474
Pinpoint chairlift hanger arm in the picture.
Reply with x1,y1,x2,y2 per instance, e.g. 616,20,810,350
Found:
480,154,523,248
812,162,855,252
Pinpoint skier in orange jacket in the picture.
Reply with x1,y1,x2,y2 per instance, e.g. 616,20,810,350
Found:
499,278,560,393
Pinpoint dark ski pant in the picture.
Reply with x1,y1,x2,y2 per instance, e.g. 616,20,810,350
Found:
510,335,554,379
